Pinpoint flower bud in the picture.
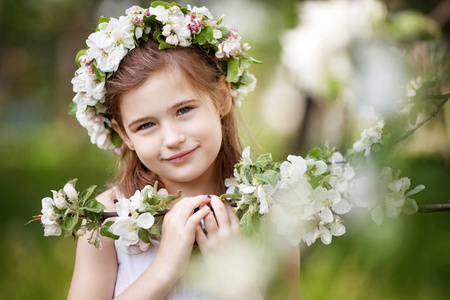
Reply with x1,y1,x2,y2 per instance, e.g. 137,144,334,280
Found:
64,183,78,201
76,228,87,237
54,196,68,210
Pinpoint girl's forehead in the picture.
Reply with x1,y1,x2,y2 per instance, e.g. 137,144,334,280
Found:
120,67,217,118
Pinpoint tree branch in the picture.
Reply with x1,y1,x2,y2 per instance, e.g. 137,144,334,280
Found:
394,95,449,144
418,203,450,213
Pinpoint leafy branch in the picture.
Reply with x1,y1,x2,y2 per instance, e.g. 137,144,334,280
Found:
394,93,449,145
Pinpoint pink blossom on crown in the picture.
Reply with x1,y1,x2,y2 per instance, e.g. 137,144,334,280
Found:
215,28,247,60
188,12,203,33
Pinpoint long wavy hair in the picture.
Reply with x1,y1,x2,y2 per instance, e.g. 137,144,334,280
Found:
104,40,244,198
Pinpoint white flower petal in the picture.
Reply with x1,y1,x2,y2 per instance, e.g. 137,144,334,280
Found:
137,213,155,229
405,184,425,197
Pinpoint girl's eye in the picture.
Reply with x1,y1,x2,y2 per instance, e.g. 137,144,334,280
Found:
177,106,191,115
138,122,155,130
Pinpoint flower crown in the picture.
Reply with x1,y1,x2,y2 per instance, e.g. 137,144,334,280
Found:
70,2,260,152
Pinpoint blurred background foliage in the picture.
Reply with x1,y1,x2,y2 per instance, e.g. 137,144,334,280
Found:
0,0,449,299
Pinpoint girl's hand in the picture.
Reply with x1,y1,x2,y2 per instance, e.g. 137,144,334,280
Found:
154,195,211,282
195,195,240,263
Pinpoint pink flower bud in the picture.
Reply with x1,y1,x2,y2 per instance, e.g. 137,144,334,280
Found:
93,115,102,123
145,10,150,17
63,183,78,201
132,16,141,24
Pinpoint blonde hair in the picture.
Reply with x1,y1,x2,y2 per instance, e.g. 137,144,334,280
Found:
105,40,243,198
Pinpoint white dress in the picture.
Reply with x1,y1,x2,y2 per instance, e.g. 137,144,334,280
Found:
114,238,219,299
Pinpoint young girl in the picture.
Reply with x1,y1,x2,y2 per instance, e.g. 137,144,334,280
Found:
67,3,298,299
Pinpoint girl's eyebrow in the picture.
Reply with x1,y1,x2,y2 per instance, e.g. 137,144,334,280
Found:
127,99,199,129
169,98,199,110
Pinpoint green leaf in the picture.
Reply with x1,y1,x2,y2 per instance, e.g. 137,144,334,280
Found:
64,214,79,234
101,221,120,240
67,178,78,186
194,26,214,44
96,17,110,31
138,228,151,243
73,218,83,233
84,199,106,213
239,212,255,236
143,14,158,28
75,49,87,67
79,185,97,202
255,170,279,188
218,27,230,38
110,131,123,147
309,175,325,189
165,190,182,203
308,147,323,159
149,225,161,235
151,1,181,9
91,60,106,82
153,29,172,50
68,102,78,117
242,55,262,64
226,58,240,83
87,211,100,222
239,72,254,85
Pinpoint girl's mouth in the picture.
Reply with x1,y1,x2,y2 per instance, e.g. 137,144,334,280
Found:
165,147,197,163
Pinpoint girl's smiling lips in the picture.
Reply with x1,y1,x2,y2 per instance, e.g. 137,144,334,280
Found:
164,147,197,163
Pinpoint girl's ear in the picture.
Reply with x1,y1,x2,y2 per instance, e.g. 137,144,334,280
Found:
219,79,233,117
111,119,134,151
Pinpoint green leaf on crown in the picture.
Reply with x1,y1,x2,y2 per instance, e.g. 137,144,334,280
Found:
96,17,110,31
153,28,173,50
193,26,214,44
75,49,87,67
226,58,240,82
239,72,254,85
101,221,120,240
151,1,182,10
110,130,123,147
68,102,78,117
143,14,158,28
91,60,106,82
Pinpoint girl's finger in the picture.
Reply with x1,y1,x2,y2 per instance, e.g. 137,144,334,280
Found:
224,202,240,232
185,205,211,231
195,224,207,245
172,195,211,221
210,196,231,228
203,208,218,233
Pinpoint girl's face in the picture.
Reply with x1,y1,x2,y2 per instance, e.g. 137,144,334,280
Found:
116,67,224,189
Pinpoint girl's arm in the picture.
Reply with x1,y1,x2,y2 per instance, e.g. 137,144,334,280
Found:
67,190,118,300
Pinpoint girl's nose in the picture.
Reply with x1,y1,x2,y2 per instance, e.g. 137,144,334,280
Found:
162,124,186,148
